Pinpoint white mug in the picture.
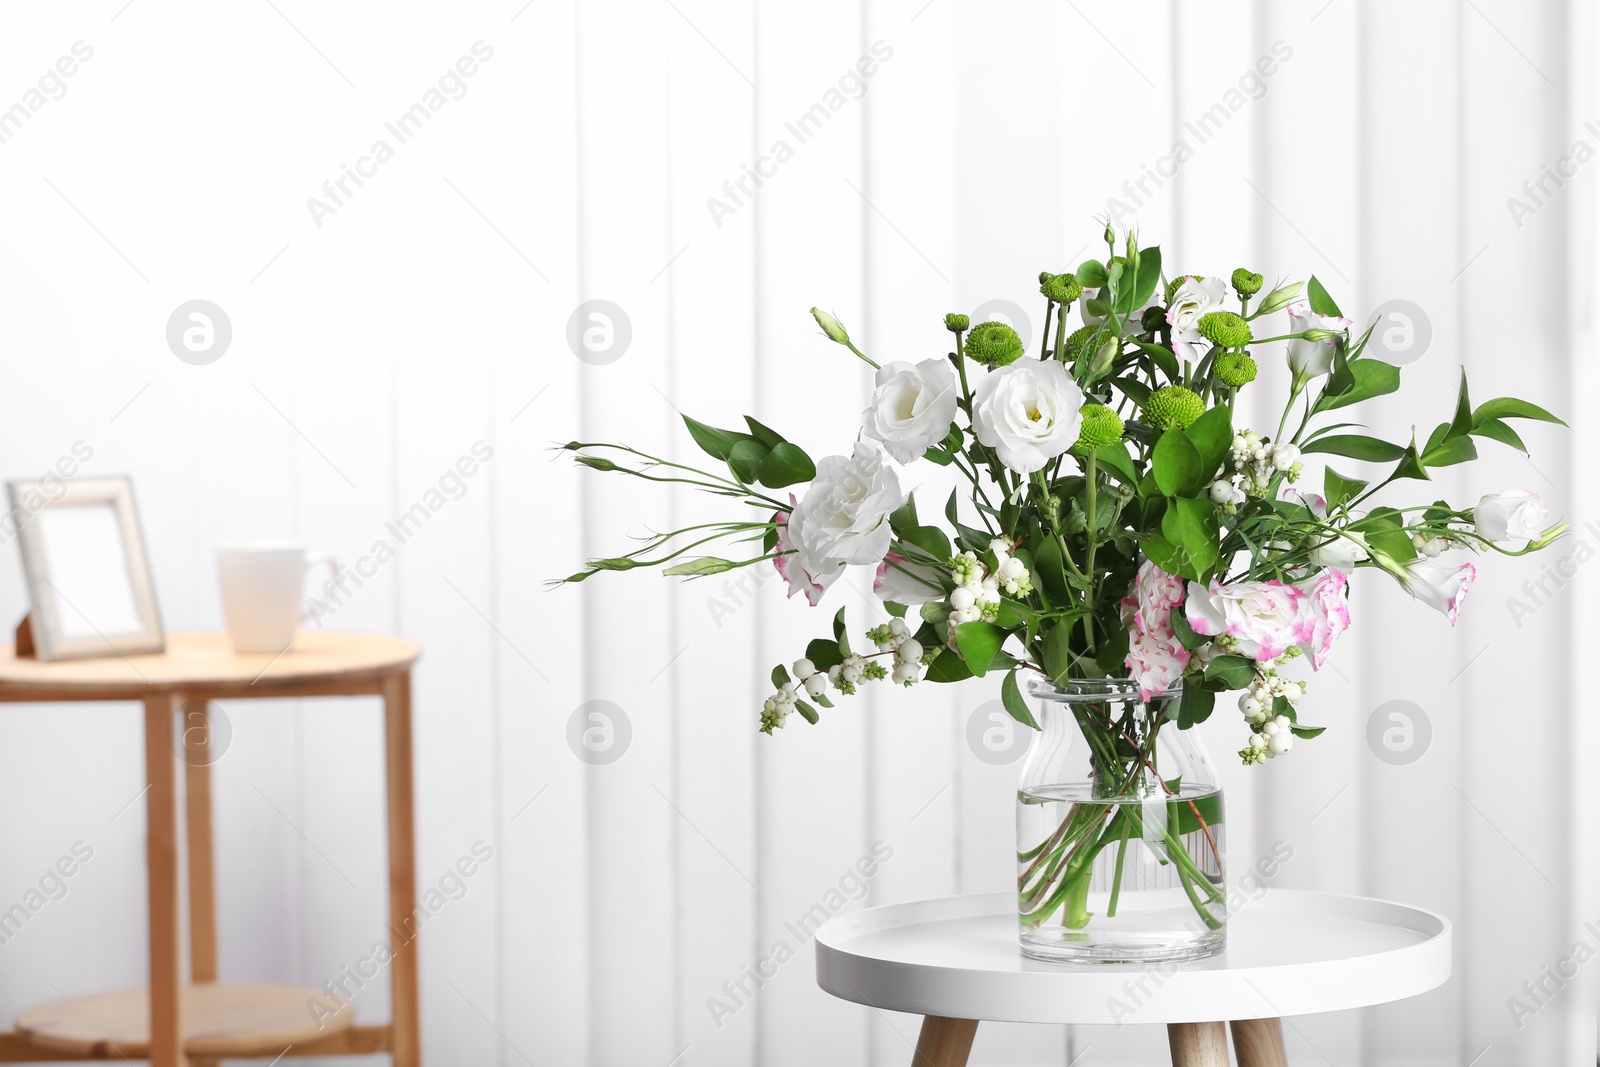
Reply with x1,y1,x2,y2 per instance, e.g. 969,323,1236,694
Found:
217,544,339,654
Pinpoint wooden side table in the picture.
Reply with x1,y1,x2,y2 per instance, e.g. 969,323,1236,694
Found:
815,890,1452,1066
0,631,422,1067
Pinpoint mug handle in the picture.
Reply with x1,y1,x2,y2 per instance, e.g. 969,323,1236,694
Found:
303,553,341,622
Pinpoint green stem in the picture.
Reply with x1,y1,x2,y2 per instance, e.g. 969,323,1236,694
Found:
1106,838,1128,917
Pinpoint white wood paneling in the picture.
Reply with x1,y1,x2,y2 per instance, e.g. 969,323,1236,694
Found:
0,2,1591,1066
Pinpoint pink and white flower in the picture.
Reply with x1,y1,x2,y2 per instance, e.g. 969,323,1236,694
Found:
1285,302,1354,380
1185,578,1312,662
1473,489,1547,542
1401,557,1476,625
1121,561,1191,700
1165,276,1229,363
772,497,841,606
873,551,942,605
1296,568,1350,670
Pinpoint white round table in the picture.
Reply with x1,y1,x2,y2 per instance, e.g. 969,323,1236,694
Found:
814,890,1451,1066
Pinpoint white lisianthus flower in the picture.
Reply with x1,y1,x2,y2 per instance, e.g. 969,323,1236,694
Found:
861,358,961,464
1473,489,1547,542
1285,302,1355,380
786,441,906,574
1308,530,1367,575
1400,556,1477,626
971,358,1085,474
1165,276,1229,362
873,551,942,605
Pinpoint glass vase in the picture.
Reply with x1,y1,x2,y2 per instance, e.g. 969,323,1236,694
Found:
1016,678,1226,963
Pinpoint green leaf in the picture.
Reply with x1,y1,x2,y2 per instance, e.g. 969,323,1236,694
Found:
1184,405,1233,478
1168,605,1207,652
1160,497,1220,578
1135,341,1180,382
805,638,845,672
1114,375,1152,406
1306,275,1342,316
683,415,753,462
1390,438,1429,482
743,415,787,449
727,439,767,483
1176,680,1215,729
832,608,850,656
884,601,907,619
1151,429,1204,496
1470,417,1527,453
924,649,975,683
1139,533,1191,582
1032,536,1072,605
1421,435,1477,467
954,621,1008,677
889,498,920,539
1323,466,1368,510
771,665,790,689
899,525,952,564
1302,435,1407,463
1472,397,1567,427
1001,669,1040,730
757,442,815,487
1289,724,1326,740
814,693,834,708
921,447,955,466
1094,442,1139,486
1447,370,1473,441
1133,247,1163,308
1077,259,1109,288
1041,621,1075,685
1316,359,1400,411
794,699,819,725
1203,655,1256,690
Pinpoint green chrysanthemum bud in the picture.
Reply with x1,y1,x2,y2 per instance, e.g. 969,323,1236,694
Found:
963,320,1024,368
1073,403,1125,453
1214,351,1258,387
1140,305,1167,332
1142,385,1206,431
1038,271,1053,284
1197,310,1252,348
944,312,969,333
1039,272,1083,305
810,307,849,345
1064,324,1100,354
1231,268,1264,297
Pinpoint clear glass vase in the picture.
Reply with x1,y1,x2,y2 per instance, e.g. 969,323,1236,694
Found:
1016,678,1227,963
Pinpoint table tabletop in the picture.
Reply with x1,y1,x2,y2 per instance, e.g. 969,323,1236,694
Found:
0,630,419,701
815,890,1451,1025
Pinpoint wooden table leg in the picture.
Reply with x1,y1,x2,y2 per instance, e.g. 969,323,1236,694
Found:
144,695,190,1067
384,671,421,1067
911,1017,977,1067
182,701,218,985
1231,1018,1288,1066
1168,1021,1229,1067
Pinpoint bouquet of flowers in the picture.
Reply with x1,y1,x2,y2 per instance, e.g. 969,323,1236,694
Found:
559,227,1565,772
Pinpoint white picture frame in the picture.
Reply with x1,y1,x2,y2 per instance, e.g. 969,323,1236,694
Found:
8,475,164,660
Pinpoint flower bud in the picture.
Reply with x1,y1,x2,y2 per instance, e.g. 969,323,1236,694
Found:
1300,328,1339,342
810,307,850,345
944,312,969,333
1230,268,1264,297
1256,281,1304,316
576,455,619,471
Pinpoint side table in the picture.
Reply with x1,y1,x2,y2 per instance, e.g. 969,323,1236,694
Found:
815,890,1451,1066
0,631,422,1067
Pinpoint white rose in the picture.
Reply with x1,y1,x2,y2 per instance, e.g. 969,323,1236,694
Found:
1473,490,1547,542
786,440,906,569
1165,276,1229,362
861,358,960,464
1285,302,1354,380
971,358,1085,474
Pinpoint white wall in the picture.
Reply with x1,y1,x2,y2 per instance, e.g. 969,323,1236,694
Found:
0,1,1594,1065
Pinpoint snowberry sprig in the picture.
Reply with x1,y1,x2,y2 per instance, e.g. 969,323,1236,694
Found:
943,540,1032,647
760,616,936,733
1236,666,1310,764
